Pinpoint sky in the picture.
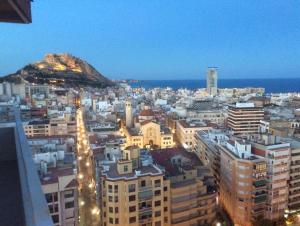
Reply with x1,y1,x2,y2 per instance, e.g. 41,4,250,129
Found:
0,0,300,80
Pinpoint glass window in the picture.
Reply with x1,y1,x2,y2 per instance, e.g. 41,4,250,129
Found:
129,195,136,202
129,217,136,223
65,201,74,209
115,207,119,213
154,190,161,196
155,211,161,217
128,184,136,193
129,206,136,212
52,215,59,224
109,218,113,224
108,196,113,202
64,190,74,199
155,200,161,207
109,207,113,213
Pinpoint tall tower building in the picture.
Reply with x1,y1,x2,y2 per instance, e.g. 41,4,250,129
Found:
206,67,218,96
125,99,133,128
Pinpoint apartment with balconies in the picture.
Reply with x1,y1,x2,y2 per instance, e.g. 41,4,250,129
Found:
176,119,212,150
251,134,291,221
151,148,217,226
219,138,267,226
41,165,78,226
281,138,300,213
193,130,228,191
98,146,167,226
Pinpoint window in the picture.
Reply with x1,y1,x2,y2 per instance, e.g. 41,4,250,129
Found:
154,179,161,187
65,201,74,209
155,200,161,207
64,190,74,199
129,217,136,223
164,207,168,212
141,180,146,187
115,196,119,203
109,207,113,213
155,211,161,217
124,165,128,172
164,217,168,223
52,215,59,224
154,190,161,196
45,193,52,203
115,207,119,213
155,221,161,226
164,196,168,201
128,184,136,193
108,185,113,193
109,196,113,202
164,186,168,191
114,185,118,193
129,206,136,212
129,195,136,202
115,218,119,224
109,218,113,224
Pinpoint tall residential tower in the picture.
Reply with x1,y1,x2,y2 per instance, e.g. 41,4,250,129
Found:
206,67,218,96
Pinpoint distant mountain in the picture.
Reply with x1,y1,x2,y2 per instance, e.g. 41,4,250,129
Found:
0,53,114,88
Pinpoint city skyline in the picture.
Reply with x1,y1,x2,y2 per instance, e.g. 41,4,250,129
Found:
1,0,300,80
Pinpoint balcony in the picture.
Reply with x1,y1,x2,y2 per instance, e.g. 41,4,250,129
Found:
139,190,153,200
253,180,267,188
0,107,53,226
254,195,267,204
0,0,32,23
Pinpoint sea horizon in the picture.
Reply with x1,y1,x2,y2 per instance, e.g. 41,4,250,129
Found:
128,77,300,94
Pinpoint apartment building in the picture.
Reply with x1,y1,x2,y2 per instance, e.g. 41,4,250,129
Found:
41,166,78,226
23,118,76,137
283,138,300,213
176,119,212,149
186,110,225,125
219,138,267,226
194,130,228,191
98,146,167,226
251,134,291,221
227,103,264,135
151,148,217,226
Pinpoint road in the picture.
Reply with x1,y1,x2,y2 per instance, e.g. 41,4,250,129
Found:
76,108,100,226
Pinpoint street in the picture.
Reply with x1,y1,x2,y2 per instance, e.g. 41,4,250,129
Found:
76,108,100,226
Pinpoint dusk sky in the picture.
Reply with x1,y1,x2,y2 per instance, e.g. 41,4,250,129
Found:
0,0,299,80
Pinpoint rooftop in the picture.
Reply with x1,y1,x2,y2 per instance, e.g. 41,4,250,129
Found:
151,147,203,176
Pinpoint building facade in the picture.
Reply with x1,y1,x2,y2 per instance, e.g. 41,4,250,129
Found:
227,103,264,135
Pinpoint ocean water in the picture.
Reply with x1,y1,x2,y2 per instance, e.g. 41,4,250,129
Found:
129,78,300,94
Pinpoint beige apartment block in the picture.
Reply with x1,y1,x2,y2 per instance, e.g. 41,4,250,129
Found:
41,166,78,226
251,135,290,221
219,139,267,226
176,119,212,149
98,147,167,226
24,118,76,137
151,148,217,226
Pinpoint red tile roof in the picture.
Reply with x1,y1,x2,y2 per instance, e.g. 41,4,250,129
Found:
140,109,154,117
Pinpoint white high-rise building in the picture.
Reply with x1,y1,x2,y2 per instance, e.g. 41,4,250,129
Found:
206,67,218,96
125,99,133,128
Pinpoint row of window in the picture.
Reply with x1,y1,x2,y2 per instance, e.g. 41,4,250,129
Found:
107,180,162,193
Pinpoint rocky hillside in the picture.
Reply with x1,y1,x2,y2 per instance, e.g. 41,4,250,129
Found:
1,53,114,88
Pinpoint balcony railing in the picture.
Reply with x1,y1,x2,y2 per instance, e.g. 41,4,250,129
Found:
13,107,53,226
